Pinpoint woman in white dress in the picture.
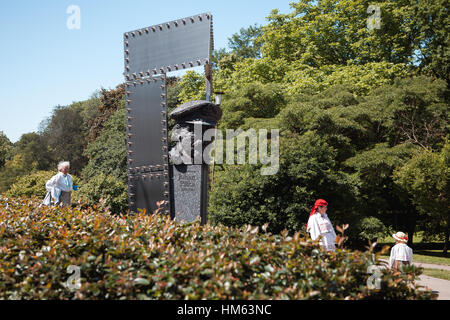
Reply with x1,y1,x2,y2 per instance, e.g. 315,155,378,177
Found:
306,199,337,252
389,232,413,271
43,161,77,207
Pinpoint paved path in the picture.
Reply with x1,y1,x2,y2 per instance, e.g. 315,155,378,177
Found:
416,275,450,300
379,259,450,300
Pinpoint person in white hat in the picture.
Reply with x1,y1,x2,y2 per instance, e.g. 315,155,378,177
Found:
388,232,413,271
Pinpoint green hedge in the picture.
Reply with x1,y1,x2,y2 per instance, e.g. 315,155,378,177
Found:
0,196,434,300
73,174,128,214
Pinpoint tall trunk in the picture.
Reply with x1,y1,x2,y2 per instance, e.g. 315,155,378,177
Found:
406,208,417,249
444,214,449,256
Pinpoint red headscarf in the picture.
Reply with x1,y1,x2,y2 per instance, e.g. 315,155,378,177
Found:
306,199,328,230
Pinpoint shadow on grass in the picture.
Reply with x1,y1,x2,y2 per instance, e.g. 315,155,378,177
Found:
415,250,448,259
376,242,446,253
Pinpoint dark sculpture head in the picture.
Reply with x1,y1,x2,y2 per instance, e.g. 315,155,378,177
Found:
169,100,222,127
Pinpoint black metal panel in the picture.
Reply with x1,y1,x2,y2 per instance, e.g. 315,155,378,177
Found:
125,76,170,214
126,78,166,167
130,173,169,214
124,12,213,79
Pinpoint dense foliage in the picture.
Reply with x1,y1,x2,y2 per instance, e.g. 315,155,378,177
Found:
82,106,127,184
0,196,434,300
210,132,358,237
207,0,449,251
74,174,128,215
394,140,450,253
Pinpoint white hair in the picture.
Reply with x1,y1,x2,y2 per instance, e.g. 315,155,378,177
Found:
57,161,70,171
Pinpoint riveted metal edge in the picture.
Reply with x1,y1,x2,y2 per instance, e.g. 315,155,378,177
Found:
124,75,171,214
160,74,171,214
123,12,208,38
210,13,214,54
124,12,212,80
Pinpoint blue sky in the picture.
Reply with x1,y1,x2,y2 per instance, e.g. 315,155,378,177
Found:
0,0,294,142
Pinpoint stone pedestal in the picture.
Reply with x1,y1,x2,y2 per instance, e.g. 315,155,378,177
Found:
170,164,208,224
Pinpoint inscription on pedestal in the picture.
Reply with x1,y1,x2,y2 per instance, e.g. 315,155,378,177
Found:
171,165,203,223
179,175,196,192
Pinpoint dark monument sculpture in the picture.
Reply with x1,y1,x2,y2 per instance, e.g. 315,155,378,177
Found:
169,100,222,224
123,13,220,224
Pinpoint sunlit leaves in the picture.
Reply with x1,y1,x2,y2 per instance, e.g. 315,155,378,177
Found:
0,196,434,299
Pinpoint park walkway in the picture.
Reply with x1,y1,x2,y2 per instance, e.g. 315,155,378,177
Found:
416,275,450,300
379,259,450,300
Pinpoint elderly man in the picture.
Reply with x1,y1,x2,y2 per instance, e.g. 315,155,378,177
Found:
43,161,77,207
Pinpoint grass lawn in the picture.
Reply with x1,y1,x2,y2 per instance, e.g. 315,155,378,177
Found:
421,268,450,281
380,250,449,266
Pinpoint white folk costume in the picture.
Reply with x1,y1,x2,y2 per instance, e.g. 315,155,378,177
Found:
43,172,73,207
307,199,337,252
307,212,337,252
389,232,413,269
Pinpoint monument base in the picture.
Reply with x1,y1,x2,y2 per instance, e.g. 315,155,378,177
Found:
170,164,209,224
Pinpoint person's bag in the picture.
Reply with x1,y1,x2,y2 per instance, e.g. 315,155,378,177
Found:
42,192,52,206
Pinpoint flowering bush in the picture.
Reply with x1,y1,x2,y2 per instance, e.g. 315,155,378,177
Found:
0,196,434,300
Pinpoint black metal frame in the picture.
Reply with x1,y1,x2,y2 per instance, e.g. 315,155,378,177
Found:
123,12,213,217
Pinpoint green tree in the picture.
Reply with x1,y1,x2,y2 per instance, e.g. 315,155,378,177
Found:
166,77,182,132
357,216,391,243
394,141,450,254
166,77,182,111
219,82,287,129
0,131,12,168
260,0,447,72
284,61,408,96
86,85,125,143
209,132,358,235
82,107,127,184
409,0,449,86
0,154,29,193
344,143,420,246
69,94,102,138
228,24,263,59
42,106,87,176
178,71,206,103
0,132,52,193
360,76,448,150
11,132,52,171
214,57,289,95
278,77,447,245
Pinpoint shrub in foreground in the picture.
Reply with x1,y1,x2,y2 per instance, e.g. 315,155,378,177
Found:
0,196,434,300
